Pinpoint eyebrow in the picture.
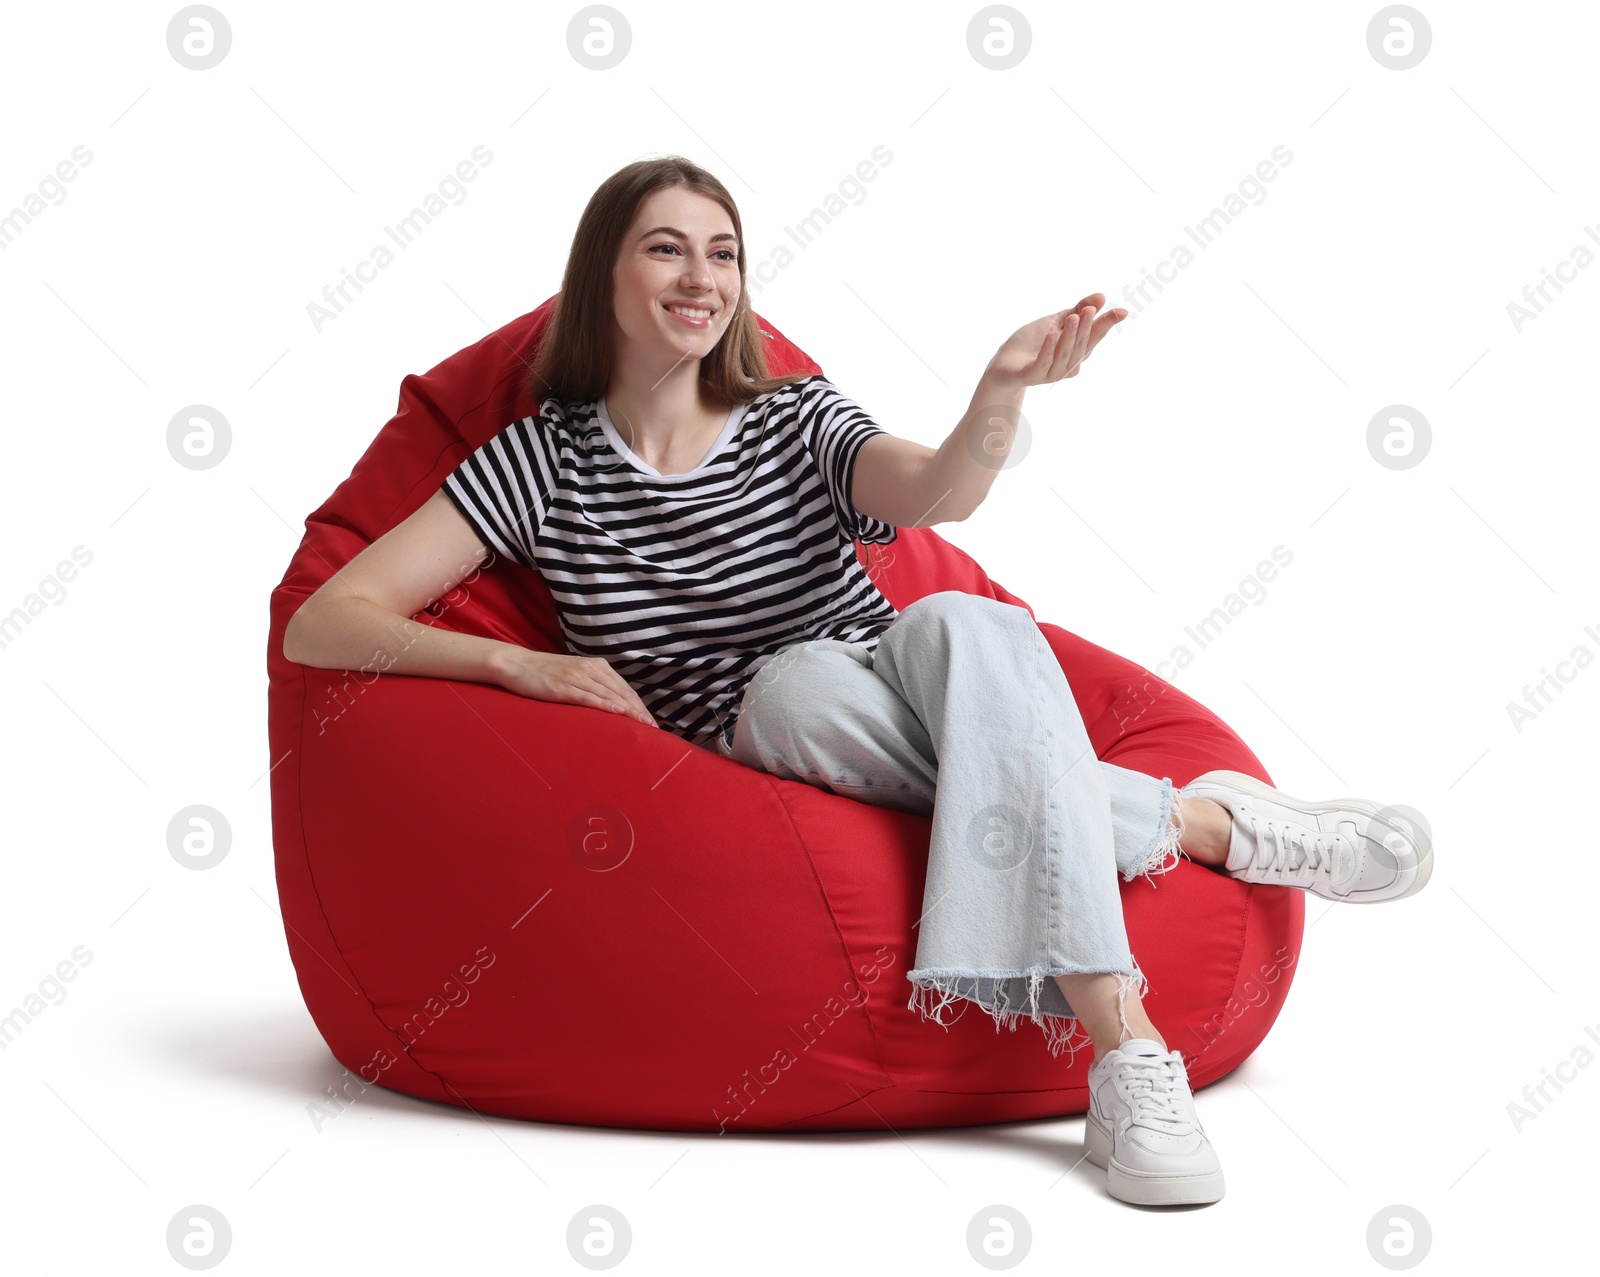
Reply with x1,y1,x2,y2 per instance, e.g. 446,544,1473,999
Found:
637,225,739,246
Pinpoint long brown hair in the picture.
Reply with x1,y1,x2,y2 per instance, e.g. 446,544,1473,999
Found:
527,155,812,410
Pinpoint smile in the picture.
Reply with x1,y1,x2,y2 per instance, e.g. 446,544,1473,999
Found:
663,303,714,328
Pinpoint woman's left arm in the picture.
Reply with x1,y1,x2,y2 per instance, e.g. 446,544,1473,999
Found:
852,293,1125,528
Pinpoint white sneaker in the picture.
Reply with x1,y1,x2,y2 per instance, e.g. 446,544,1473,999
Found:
1084,1038,1225,1206
1180,770,1433,903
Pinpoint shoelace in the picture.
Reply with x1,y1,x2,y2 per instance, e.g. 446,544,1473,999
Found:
1117,1052,1191,1128
1242,814,1349,882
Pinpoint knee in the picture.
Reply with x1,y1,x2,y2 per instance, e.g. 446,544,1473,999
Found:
897,590,1025,633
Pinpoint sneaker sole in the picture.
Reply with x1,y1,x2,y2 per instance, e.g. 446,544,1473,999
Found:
1187,769,1434,903
1084,1111,1226,1206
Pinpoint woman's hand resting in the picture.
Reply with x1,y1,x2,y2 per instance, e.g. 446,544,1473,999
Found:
985,292,1126,391
494,647,658,727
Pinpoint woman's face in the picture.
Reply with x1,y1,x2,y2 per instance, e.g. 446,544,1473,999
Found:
611,186,741,369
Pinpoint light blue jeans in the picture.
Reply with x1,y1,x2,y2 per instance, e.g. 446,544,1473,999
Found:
713,590,1186,1061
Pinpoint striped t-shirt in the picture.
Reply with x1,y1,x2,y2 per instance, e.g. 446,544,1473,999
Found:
440,373,901,752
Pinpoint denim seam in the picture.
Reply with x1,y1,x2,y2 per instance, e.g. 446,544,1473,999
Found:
905,960,1146,1064
1123,775,1184,886
1036,622,1063,970
795,770,915,803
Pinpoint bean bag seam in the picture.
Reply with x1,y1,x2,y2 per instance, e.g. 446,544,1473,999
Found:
1182,762,1281,1081
392,436,483,532
772,1084,894,1128
1189,881,1256,1082
290,664,455,1102
360,340,543,542
905,1086,1091,1098
762,777,899,1100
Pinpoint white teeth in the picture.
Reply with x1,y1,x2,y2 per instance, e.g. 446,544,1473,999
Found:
666,305,712,319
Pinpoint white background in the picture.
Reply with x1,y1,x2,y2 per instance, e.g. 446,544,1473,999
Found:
2,0,1595,1271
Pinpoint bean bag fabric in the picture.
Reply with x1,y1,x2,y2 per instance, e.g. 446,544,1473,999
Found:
267,296,1303,1133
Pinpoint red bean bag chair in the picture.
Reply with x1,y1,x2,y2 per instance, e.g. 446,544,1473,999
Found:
267,296,1302,1132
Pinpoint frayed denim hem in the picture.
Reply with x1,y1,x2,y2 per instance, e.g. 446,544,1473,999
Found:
1123,776,1185,887
905,959,1151,1064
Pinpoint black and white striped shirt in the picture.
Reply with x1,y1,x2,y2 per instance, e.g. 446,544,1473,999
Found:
441,374,900,751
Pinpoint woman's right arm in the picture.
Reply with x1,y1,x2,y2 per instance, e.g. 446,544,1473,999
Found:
281,490,657,725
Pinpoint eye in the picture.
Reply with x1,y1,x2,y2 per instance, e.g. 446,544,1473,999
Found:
650,244,738,261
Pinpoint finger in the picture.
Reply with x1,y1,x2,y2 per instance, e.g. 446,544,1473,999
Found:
586,669,653,723
606,679,654,724
1081,307,1127,362
585,660,653,722
1031,325,1062,378
574,685,629,716
1081,304,1120,355
607,673,657,724
1047,314,1078,379
1035,326,1058,365
1087,306,1126,347
1067,304,1095,370
1051,298,1097,335
1055,306,1095,380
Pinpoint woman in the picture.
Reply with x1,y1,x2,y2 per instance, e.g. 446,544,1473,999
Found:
282,155,1433,1207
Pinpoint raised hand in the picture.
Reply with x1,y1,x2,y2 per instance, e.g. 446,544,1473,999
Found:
985,293,1126,390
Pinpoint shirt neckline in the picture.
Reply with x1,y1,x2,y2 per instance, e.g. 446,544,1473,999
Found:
594,398,747,479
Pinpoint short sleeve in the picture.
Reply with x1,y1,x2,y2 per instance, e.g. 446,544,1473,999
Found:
796,378,899,546
439,416,554,571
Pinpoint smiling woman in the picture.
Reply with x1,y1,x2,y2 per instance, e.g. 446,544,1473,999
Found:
283,148,1162,1053
278,152,1429,1208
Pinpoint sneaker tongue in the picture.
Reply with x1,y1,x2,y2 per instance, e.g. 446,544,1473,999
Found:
1223,820,1255,873
1118,1038,1167,1058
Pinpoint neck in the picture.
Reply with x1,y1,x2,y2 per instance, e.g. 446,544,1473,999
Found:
603,347,726,452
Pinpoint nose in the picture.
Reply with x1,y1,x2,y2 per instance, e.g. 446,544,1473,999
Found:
679,255,714,292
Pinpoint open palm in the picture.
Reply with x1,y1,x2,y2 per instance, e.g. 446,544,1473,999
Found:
987,293,1126,389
